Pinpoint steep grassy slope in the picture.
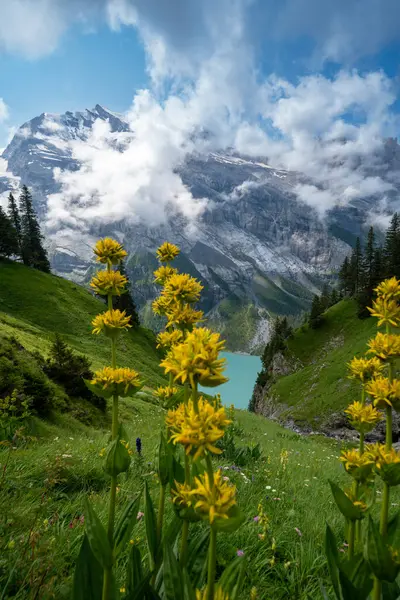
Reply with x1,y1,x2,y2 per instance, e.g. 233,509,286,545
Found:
0,260,166,387
266,299,377,426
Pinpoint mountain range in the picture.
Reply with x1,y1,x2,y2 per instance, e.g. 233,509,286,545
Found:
1,105,399,351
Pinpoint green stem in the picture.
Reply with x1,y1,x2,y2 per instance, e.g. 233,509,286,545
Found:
191,377,199,414
348,520,355,559
380,482,390,536
157,484,166,543
102,289,119,600
180,521,189,565
206,527,217,600
372,578,382,600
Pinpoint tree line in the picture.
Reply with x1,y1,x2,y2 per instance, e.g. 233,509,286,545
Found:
0,185,50,273
338,213,400,317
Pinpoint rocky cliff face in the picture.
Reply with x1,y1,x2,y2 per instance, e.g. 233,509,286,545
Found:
1,106,397,351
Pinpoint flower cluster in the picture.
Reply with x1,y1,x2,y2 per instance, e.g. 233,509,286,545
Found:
166,396,231,459
339,449,374,482
367,332,400,360
365,376,400,409
156,329,183,350
153,265,178,285
161,327,228,387
154,385,178,402
347,356,383,383
90,367,142,397
173,470,236,524
161,273,203,304
344,401,383,432
156,242,180,263
92,309,131,337
90,270,128,296
93,237,127,265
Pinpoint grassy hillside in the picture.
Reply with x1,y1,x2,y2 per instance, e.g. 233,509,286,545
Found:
266,299,377,426
0,260,166,387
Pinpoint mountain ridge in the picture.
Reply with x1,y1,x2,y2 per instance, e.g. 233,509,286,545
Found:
1,105,398,351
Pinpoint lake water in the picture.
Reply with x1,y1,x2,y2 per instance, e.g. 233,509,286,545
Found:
199,351,262,410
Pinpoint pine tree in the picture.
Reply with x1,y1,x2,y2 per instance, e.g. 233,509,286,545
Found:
384,213,400,278
320,283,331,311
363,226,375,290
309,294,324,329
19,185,51,273
350,237,363,295
0,206,19,257
330,288,339,306
339,256,352,295
112,262,140,327
8,192,22,257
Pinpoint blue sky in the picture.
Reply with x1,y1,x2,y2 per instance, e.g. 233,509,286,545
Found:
1,0,400,149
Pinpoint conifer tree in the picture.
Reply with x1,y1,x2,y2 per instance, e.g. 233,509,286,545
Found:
19,185,51,273
309,294,324,329
112,262,140,327
7,192,22,257
339,256,352,295
350,237,363,295
384,212,400,278
0,206,19,257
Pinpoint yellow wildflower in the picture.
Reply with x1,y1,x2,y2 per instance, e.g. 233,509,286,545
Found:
153,265,178,285
365,376,400,409
367,297,400,328
347,356,383,382
152,296,173,317
166,304,204,329
166,397,231,460
171,481,193,508
339,449,375,481
195,587,230,600
156,330,183,350
366,443,400,486
188,470,236,524
375,277,400,300
367,332,400,360
344,488,368,513
344,402,383,432
93,237,127,265
156,242,180,263
162,273,203,304
366,444,400,466
250,588,258,600
90,270,128,296
90,367,142,396
155,385,178,402
161,327,228,387
92,310,131,337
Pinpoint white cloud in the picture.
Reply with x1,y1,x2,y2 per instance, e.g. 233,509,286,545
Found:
0,98,9,122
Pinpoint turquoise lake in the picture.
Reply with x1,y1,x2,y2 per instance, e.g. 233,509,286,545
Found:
199,351,261,409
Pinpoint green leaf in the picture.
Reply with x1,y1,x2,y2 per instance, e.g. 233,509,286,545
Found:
84,379,113,399
164,388,185,409
182,569,196,600
366,516,399,582
338,570,359,600
144,481,157,569
72,534,103,600
84,499,113,569
388,511,400,547
105,438,131,477
114,494,141,557
219,556,246,597
343,554,373,598
212,505,245,533
170,455,185,487
187,530,210,589
126,545,144,597
163,542,184,600
382,581,400,600
156,432,170,486
329,481,363,521
324,524,342,600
